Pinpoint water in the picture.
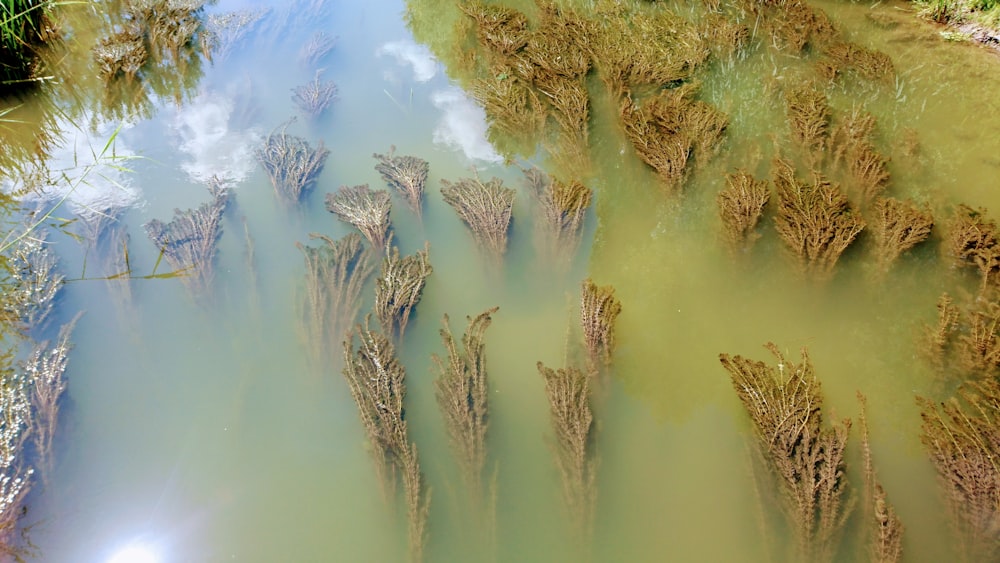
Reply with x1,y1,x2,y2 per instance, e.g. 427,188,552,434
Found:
4,0,1000,561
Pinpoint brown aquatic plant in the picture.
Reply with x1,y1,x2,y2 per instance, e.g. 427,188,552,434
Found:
785,83,830,162
522,167,592,266
291,72,338,118
299,30,336,67
93,27,148,80
374,242,432,342
923,293,960,371
719,343,853,563
441,175,515,262
296,233,376,361
25,314,82,486
717,170,771,254
373,146,429,217
0,362,32,557
857,393,904,563
342,319,429,562
324,184,392,251
772,159,865,279
433,307,498,507
78,207,133,306
460,1,530,57
203,8,268,61
944,204,1000,292
144,182,229,295
870,197,933,274
537,361,597,539
832,111,889,203
254,124,330,204
6,230,63,334
470,72,545,151
822,41,895,82
764,0,838,53
580,279,621,374
918,378,1000,562
524,2,591,79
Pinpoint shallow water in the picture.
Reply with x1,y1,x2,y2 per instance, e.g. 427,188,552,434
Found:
4,0,1000,561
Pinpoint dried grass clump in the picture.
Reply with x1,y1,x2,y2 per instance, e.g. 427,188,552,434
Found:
441,176,515,262
772,159,865,279
785,83,830,161
870,197,933,274
580,279,621,373
857,394,904,563
374,147,429,217
299,31,336,67
144,183,229,295
537,362,597,539
292,73,338,118
325,185,392,251
918,379,1000,562
297,233,376,360
522,167,592,266
255,125,330,204
620,85,728,189
944,204,1000,291
433,307,498,504
93,28,148,80
717,170,771,254
342,320,429,562
374,243,432,342
823,41,895,82
719,344,853,563
6,230,63,333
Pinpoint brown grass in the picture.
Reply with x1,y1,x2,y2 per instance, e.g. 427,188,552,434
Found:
374,146,429,217
717,170,771,255
719,343,853,563
325,184,392,251
374,242,432,342
441,175,515,262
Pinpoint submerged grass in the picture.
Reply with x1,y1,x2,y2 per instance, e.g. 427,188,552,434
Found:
374,242,432,342
441,175,514,263
325,184,392,252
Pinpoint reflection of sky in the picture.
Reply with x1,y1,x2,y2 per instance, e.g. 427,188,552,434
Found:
378,38,502,164
170,91,259,187
4,118,143,218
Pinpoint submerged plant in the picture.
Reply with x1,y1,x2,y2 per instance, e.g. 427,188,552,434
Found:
0,362,32,556
374,243,432,342
785,83,830,163
342,319,429,562
203,8,268,61
255,125,330,205
433,307,498,513
870,197,933,275
144,182,229,295
291,72,338,118
6,229,63,334
857,394,904,563
538,361,597,539
296,232,376,361
93,27,148,81
944,204,1000,292
832,111,889,203
441,175,515,262
717,170,771,255
772,159,865,279
580,279,621,374
918,379,1000,562
719,343,852,563
299,30,336,67
324,184,392,251
373,147,429,218
522,167,592,267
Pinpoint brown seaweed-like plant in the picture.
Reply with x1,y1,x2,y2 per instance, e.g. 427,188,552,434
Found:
772,159,865,279
325,184,392,251
537,362,597,540
944,204,1000,292
299,30,336,67
460,1,530,57
374,243,432,342
296,233,376,361
763,0,838,53
254,125,330,204
291,72,338,118
144,183,229,295
522,167,592,266
719,344,852,563
342,320,429,562
580,279,621,374
0,364,32,557
374,147,429,217
785,83,830,163
857,393,904,563
93,27,148,80
25,314,81,486
441,175,515,262
6,230,63,334
433,307,498,507
923,293,960,371
717,170,770,254
203,8,268,62
832,111,889,203
823,41,895,82
918,379,1000,562
870,197,933,275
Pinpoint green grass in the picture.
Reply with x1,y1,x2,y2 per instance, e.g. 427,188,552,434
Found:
1,0,49,88
914,0,1000,29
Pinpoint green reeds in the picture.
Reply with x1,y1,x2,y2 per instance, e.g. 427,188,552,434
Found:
374,242,432,341
374,146,429,217
580,279,621,374
522,167,592,268
325,184,392,251
144,182,229,296
537,361,597,540
869,197,933,275
0,0,51,89
292,72,337,118
719,343,853,563
918,379,1000,562
441,175,515,262
772,159,865,280
717,170,771,255
255,125,330,205
342,319,430,562
296,232,375,361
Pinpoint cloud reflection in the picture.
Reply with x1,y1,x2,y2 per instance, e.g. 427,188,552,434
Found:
377,40,439,83
171,91,259,188
430,88,502,164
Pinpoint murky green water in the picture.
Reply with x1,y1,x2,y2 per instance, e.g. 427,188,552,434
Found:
4,0,1000,561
